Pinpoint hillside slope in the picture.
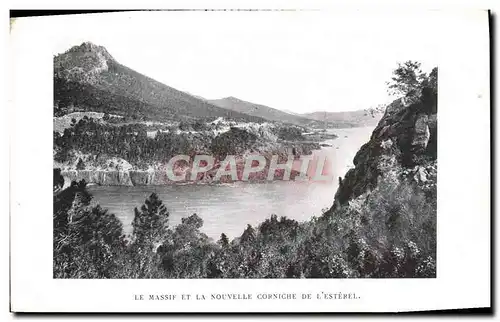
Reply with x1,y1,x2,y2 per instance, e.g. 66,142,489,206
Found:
54,42,265,122
331,85,437,208
302,109,384,128
209,96,321,127
317,67,438,277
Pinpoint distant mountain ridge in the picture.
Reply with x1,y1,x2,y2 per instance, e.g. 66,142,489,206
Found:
208,96,322,127
301,110,384,128
54,42,265,122
209,96,384,128
54,42,383,127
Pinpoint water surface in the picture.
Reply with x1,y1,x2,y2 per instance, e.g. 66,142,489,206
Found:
88,127,374,240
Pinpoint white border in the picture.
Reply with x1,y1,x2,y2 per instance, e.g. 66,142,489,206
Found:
8,8,490,313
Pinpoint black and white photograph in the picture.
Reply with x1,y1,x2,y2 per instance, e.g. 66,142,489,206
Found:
50,10,438,279
9,7,490,313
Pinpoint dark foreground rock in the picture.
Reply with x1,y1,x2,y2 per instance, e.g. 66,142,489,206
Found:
332,88,437,209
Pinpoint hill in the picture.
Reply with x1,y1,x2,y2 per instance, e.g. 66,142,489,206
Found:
301,109,384,128
53,42,265,123
208,96,321,127
54,67,438,278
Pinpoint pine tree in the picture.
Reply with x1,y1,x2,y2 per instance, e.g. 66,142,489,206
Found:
53,180,125,278
386,61,426,100
218,233,229,247
76,158,85,170
53,168,65,192
131,193,169,247
128,193,170,278
240,224,256,245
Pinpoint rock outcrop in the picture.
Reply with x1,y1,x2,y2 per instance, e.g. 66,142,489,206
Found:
332,83,437,209
53,42,267,123
55,121,323,186
59,152,316,186
54,42,114,85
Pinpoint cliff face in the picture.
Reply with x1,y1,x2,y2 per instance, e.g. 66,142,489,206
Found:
55,120,323,186
59,151,317,187
61,170,167,187
332,86,437,209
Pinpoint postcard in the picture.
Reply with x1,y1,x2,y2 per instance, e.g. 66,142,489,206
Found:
9,8,491,313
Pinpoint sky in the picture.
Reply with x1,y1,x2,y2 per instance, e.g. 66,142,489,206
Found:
40,10,439,113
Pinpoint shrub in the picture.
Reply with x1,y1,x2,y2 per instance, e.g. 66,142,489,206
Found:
387,60,427,100
53,168,436,278
76,158,85,170
53,180,126,278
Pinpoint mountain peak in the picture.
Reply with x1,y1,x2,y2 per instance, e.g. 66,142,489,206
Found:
223,96,243,102
65,41,114,61
55,42,114,85
54,44,267,123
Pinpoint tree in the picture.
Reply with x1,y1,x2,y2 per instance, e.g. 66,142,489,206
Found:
387,61,426,100
53,168,65,192
420,67,438,114
172,214,207,249
423,67,438,95
131,192,170,247
76,158,85,170
53,180,126,278
128,193,170,278
218,233,230,248
240,224,256,245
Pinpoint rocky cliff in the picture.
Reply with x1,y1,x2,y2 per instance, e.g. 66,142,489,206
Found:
59,152,317,187
54,119,323,186
332,82,437,210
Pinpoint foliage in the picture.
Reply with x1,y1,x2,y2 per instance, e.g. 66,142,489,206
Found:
53,168,65,192
210,127,258,158
54,48,266,123
126,193,171,278
54,173,435,279
53,117,274,167
53,61,437,279
53,117,207,166
76,158,86,170
179,119,212,132
131,193,170,246
275,127,304,141
53,180,126,278
426,67,438,95
218,233,229,247
386,61,427,101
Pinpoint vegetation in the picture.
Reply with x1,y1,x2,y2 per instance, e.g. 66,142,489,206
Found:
53,181,127,278
210,127,259,158
54,43,266,123
54,118,210,166
386,61,438,105
275,126,304,141
54,168,436,278
53,118,283,168
53,61,437,279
